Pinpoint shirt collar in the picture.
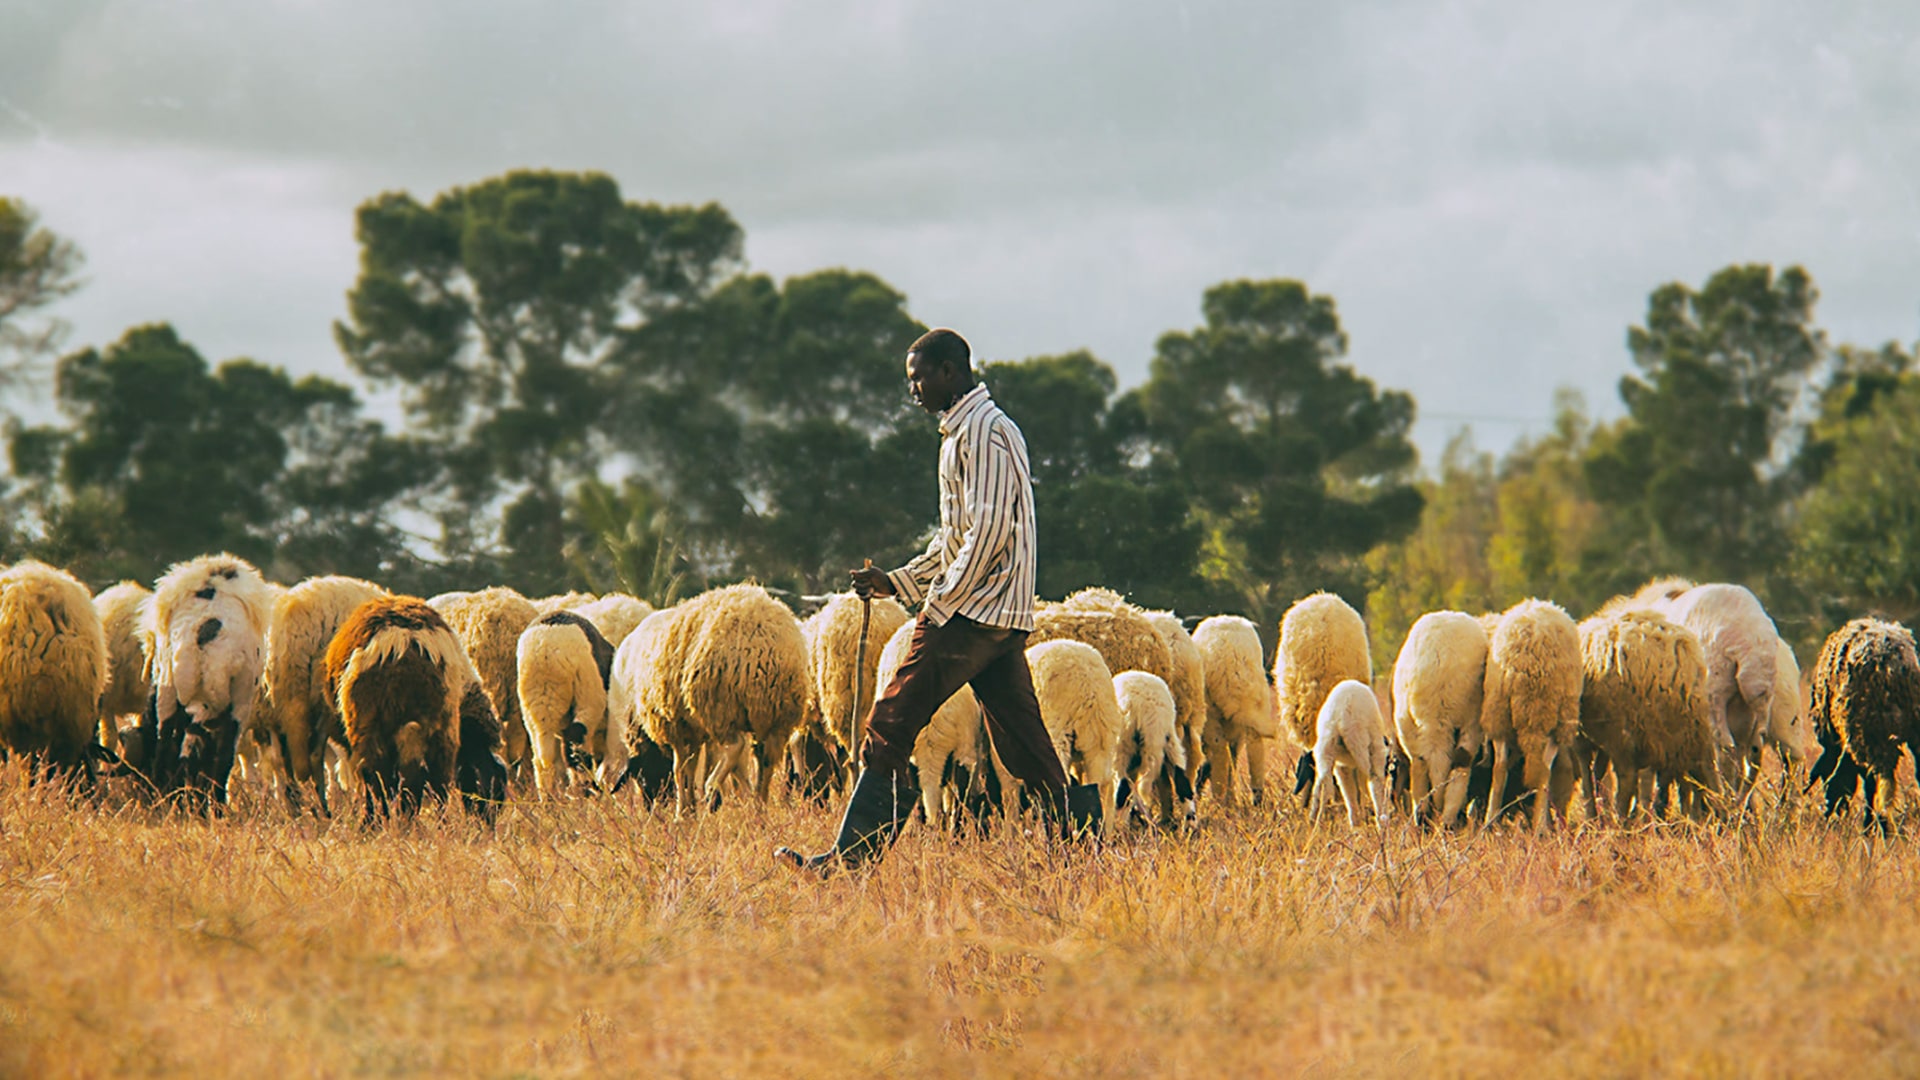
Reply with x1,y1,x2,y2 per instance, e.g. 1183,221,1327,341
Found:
939,383,992,436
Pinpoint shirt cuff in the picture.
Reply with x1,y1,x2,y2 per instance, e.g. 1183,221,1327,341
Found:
887,567,925,606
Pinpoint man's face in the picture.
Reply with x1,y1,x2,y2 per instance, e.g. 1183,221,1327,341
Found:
905,349,961,416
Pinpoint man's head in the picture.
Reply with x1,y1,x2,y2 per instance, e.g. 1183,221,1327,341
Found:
905,327,974,416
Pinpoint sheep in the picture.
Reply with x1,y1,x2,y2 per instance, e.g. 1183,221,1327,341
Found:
530,591,597,618
92,581,153,755
801,591,911,782
1767,638,1817,783
1031,592,1176,688
0,561,108,777
1573,609,1717,822
322,596,473,818
138,553,275,805
1808,618,1920,830
1480,598,1583,830
515,610,621,797
1191,615,1278,806
1026,638,1123,838
1275,592,1373,801
1624,580,1780,792
571,593,654,650
627,584,810,813
1390,611,1488,828
1309,679,1392,826
606,606,685,809
432,587,540,784
1142,610,1207,785
262,575,389,811
1112,670,1195,828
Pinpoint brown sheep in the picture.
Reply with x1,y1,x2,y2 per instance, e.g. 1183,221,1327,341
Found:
1809,618,1920,831
323,596,473,817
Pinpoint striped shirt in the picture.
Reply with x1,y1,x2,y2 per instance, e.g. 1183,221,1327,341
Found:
886,383,1038,631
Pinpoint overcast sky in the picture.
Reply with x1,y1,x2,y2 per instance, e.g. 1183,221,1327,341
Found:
2,1,1916,459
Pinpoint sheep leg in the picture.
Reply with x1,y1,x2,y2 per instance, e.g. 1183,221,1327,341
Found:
1521,745,1555,832
751,739,777,802
1245,737,1270,807
1334,762,1362,827
1203,729,1234,806
1484,740,1513,829
529,725,563,800
1308,767,1329,826
1439,766,1472,830
671,746,700,817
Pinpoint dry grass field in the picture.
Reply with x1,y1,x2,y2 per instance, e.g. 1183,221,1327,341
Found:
5,759,1920,1078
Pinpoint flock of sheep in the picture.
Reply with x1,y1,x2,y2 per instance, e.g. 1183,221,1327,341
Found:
1,551,1917,835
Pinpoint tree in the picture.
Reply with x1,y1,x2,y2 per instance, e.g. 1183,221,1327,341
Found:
0,197,84,395
1126,279,1422,625
9,324,420,585
985,351,1205,610
1586,264,1825,585
1364,431,1501,660
335,170,744,588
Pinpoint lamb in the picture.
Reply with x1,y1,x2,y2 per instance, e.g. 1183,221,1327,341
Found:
0,561,108,777
627,584,810,813
322,595,472,818
1191,615,1278,806
515,610,622,796
1390,611,1488,828
1480,598,1583,830
1308,679,1392,826
91,581,153,755
1026,639,1123,838
571,593,654,650
1112,670,1195,828
137,553,275,805
1573,609,1717,821
801,591,911,779
263,574,389,811
1275,592,1373,799
1808,618,1920,830
432,587,540,783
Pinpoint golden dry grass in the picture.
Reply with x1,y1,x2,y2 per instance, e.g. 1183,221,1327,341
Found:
4,761,1920,1077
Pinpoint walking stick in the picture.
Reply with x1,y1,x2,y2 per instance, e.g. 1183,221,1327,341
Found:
848,559,875,787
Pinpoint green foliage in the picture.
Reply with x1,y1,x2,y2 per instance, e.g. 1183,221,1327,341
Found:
1128,279,1423,626
0,197,83,394
563,478,699,607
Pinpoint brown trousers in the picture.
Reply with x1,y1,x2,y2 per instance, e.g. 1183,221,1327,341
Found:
862,613,1068,797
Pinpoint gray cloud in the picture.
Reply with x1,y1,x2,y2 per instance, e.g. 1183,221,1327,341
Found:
2,0,1916,457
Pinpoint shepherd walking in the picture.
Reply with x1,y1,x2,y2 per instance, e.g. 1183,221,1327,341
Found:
774,328,1092,875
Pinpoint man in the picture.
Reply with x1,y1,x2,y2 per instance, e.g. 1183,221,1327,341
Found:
773,327,1096,875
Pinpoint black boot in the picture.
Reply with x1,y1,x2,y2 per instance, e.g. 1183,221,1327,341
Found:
773,767,919,876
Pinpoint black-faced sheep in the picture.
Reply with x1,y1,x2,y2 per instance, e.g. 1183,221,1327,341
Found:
1191,615,1278,806
1309,679,1392,826
322,596,471,818
1143,610,1207,799
1391,610,1488,828
1481,598,1582,831
1027,638,1123,838
137,553,274,805
0,562,108,777
1112,670,1195,828
516,610,620,796
1808,618,1920,830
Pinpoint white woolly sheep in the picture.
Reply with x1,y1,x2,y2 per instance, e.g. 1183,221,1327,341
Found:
1766,638,1817,778
1309,679,1392,826
571,593,654,650
1481,598,1583,831
516,609,621,797
605,606,683,808
1191,615,1278,806
628,584,810,813
1026,638,1123,838
1112,670,1194,828
139,553,275,804
1032,591,1176,688
432,587,540,782
92,581,152,755
1574,609,1717,821
323,595,473,818
802,591,911,769
1391,610,1488,828
263,574,389,811
1142,611,1207,789
1808,618,1920,830
0,561,108,776
1631,581,1780,792
1275,592,1373,801
530,591,597,618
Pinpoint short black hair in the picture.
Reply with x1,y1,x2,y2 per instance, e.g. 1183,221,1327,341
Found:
909,327,971,374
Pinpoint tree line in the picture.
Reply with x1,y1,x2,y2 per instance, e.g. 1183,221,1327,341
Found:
0,174,1913,654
